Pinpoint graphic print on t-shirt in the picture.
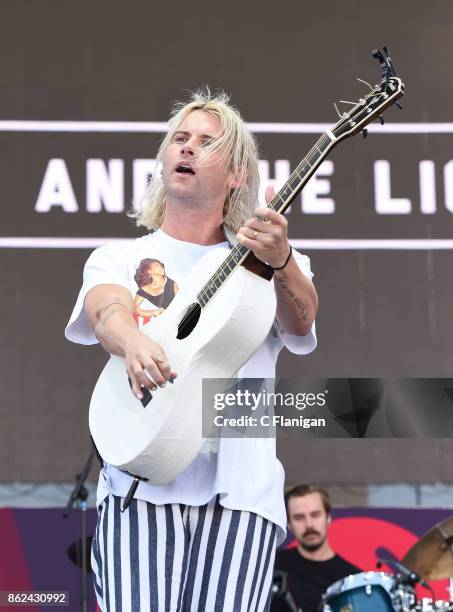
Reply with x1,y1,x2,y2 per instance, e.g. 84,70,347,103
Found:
133,258,179,326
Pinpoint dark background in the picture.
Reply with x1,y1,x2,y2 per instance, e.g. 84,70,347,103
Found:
1,0,453,484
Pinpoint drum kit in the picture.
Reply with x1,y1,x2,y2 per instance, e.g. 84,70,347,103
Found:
322,517,453,612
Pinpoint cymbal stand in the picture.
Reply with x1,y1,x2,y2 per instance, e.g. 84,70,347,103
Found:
437,525,453,603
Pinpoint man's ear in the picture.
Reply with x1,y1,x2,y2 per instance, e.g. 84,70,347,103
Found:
327,515,332,524
228,167,246,190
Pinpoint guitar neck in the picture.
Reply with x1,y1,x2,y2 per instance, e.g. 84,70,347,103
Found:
197,65,405,308
267,131,336,215
196,130,337,308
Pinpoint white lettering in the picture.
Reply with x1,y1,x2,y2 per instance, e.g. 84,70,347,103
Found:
35,159,78,212
86,159,124,213
36,157,453,219
419,160,436,214
301,160,335,214
375,160,411,214
444,160,453,213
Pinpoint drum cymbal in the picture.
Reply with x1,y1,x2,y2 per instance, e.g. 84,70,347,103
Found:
402,516,453,580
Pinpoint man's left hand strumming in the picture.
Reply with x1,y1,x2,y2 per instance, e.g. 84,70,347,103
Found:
237,185,318,336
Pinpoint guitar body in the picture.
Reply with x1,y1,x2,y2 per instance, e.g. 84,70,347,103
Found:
89,247,277,485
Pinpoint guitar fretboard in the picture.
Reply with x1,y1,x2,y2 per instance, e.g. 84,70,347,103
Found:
196,132,334,308
267,132,334,215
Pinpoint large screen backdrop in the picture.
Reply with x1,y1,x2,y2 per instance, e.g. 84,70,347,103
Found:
1,1,453,482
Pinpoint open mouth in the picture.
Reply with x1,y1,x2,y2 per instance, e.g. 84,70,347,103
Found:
176,164,195,175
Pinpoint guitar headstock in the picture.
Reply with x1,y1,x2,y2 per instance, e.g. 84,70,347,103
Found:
332,46,405,141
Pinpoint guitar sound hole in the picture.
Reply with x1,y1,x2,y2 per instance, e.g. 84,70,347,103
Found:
177,303,201,339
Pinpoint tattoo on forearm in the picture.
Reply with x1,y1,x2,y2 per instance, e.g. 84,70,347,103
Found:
276,278,308,321
96,299,126,323
100,306,122,327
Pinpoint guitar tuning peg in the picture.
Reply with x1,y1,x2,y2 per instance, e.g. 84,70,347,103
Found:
357,78,374,91
362,128,368,138
333,102,343,118
379,115,385,125
396,102,403,110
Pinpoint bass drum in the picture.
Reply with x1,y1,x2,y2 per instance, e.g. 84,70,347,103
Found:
322,571,415,612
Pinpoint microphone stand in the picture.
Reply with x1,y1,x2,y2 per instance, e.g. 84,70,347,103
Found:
63,449,95,612
271,571,302,612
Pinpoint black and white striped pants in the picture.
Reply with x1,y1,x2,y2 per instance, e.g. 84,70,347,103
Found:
91,494,277,612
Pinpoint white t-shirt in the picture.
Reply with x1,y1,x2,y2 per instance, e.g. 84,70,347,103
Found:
65,229,317,545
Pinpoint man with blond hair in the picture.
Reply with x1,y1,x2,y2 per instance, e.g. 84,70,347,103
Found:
66,90,318,611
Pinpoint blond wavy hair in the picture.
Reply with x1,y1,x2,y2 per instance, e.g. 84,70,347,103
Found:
132,88,260,234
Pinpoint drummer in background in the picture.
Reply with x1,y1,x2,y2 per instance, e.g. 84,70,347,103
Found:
271,483,360,612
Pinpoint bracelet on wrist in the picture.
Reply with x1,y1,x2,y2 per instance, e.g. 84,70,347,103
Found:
270,245,292,271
